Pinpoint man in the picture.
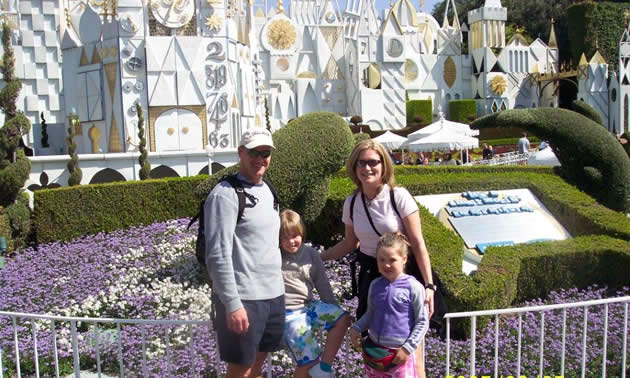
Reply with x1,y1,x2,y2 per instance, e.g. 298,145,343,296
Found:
518,132,531,155
204,129,284,377
482,143,492,160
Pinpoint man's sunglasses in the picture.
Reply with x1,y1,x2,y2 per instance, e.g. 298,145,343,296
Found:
247,148,272,159
356,159,381,168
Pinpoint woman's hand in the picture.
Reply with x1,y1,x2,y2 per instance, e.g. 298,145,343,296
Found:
320,224,359,261
425,287,435,318
350,328,362,349
392,348,410,365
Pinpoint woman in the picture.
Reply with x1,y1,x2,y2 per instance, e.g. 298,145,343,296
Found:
321,140,434,377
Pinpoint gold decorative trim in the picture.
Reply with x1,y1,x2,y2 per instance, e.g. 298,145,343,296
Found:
91,47,102,64
103,63,118,103
80,48,90,66
88,124,101,153
443,56,456,88
267,19,296,50
489,75,507,95
108,114,123,152
148,105,207,152
405,59,418,82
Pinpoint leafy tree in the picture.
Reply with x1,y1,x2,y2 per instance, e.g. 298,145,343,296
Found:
136,102,150,180
66,115,81,186
0,23,31,250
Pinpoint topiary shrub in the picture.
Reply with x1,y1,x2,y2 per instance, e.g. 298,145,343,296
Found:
40,112,49,148
66,115,82,186
354,132,370,145
136,102,151,180
449,100,477,123
406,99,432,125
195,112,354,225
472,108,630,212
571,99,603,126
0,23,31,251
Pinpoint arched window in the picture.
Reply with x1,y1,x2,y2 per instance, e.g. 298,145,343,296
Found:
150,165,179,179
89,168,126,184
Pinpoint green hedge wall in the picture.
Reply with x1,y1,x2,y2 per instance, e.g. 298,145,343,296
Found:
448,100,477,123
313,166,630,318
33,175,206,243
406,99,432,125
567,2,627,71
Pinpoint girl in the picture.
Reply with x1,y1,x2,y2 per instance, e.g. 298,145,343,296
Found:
350,232,429,378
279,209,351,378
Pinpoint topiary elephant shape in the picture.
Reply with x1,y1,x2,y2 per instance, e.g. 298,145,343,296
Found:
195,111,355,225
472,106,630,213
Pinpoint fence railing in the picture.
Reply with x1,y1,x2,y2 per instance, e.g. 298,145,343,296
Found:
444,296,630,378
2,295,629,377
467,151,529,166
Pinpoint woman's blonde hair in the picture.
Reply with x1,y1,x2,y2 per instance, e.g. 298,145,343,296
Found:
376,231,410,258
279,209,305,239
346,139,396,192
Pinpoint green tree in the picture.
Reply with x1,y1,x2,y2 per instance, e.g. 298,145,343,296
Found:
0,23,32,250
136,102,151,180
66,115,82,186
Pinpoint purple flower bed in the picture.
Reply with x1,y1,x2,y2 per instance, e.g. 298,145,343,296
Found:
0,219,628,377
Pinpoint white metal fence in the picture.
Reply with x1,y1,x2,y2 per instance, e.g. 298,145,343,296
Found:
467,152,529,166
2,295,629,377
444,296,630,378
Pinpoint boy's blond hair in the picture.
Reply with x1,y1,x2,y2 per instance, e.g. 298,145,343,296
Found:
280,209,306,239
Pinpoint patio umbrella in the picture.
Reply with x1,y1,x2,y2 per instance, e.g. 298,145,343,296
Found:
373,131,408,150
408,111,479,141
403,127,479,152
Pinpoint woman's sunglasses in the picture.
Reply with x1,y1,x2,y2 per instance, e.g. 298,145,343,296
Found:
356,159,381,168
247,148,272,159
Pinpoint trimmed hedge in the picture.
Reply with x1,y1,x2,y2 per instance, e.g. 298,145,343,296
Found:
33,176,206,243
314,166,630,319
406,99,432,125
195,112,354,226
448,100,477,123
571,99,603,126
472,108,630,212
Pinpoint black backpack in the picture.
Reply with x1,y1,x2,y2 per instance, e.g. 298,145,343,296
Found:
187,174,279,266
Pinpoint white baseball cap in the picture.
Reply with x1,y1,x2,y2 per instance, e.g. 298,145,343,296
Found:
239,129,275,149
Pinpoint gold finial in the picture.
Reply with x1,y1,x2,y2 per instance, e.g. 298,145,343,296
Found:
595,36,599,50
65,8,72,27
551,17,555,24
277,0,285,14
624,8,630,20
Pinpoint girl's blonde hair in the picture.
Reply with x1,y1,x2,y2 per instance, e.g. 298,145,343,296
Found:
279,209,305,239
376,231,410,258
346,139,396,192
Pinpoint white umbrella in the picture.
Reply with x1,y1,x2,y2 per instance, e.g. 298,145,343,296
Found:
403,127,479,152
373,131,408,150
408,111,479,141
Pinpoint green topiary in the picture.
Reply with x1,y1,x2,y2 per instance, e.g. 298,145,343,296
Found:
472,108,630,212
136,102,151,180
195,112,354,225
66,115,82,186
571,99,603,126
0,23,31,250
354,132,370,145
449,100,477,123
406,99,432,125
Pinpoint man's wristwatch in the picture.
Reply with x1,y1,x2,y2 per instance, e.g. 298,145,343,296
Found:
425,283,437,291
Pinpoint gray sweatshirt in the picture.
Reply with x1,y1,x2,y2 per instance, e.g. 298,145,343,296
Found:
281,244,337,310
204,174,284,313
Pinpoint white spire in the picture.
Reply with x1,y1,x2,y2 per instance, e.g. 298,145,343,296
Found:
484,0,502,7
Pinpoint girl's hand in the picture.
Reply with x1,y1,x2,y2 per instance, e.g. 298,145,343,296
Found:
350,328,362,349
392,348,410,365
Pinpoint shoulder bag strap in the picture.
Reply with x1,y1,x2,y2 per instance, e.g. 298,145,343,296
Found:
361,192,382,237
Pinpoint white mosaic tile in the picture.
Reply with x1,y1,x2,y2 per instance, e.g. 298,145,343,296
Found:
45,30,57,47
25,95,39,111
21,30,34,47
18,1,32,14
48,95,60,111
46,63,60,79
34,46,47,63
31,14,45,31
42,0,56,15
36,79,49,95
23,63,37,79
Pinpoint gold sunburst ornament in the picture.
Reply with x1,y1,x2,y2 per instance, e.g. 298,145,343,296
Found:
267,19,296,50
489,75,507,95
205,14,223,31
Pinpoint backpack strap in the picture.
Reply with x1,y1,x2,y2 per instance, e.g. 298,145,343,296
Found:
223,174,247,224
350,191,358,222
263,177,280,212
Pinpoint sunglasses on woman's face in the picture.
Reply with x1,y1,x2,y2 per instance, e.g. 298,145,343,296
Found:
357,159,382,168
247,148,272,159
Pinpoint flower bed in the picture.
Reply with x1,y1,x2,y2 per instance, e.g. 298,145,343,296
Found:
0,220,628,377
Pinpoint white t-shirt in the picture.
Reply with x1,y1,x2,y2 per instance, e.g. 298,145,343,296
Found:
341,184,419,257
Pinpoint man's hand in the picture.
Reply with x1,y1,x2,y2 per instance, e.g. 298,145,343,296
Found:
227,307,249,334
392,348,410,365
349,328,362,349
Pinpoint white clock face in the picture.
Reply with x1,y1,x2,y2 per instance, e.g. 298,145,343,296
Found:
151,0,195,29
